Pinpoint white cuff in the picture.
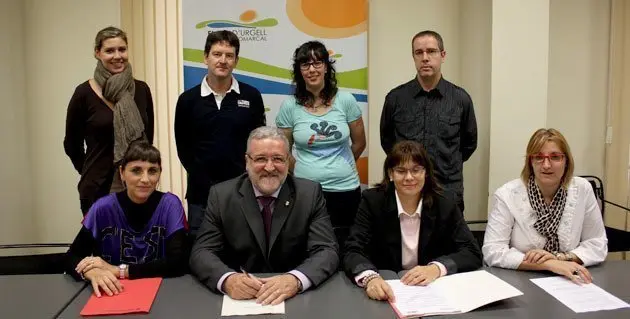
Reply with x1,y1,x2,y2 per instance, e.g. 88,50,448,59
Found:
217,271,237,294
354,270,378,287
288,270,312,292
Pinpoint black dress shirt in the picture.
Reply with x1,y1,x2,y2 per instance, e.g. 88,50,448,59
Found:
380,77,477,205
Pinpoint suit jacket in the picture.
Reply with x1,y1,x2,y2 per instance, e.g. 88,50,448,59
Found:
343,187,481,278
190,173,339,292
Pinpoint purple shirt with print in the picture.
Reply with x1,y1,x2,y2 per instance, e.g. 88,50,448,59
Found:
83,192,186,265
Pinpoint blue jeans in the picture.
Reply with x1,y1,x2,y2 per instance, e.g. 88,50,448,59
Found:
188,203,206,239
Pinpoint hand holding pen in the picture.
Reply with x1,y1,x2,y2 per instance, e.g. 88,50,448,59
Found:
223,267,263,300
240,267,264,285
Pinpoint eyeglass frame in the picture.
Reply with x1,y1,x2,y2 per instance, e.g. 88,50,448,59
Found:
246,153,288,166
392,165,426,177
299,60,325,71
413,48,443,58
529,152,566,164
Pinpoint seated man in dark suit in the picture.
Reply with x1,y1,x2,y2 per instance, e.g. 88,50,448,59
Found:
190,126,339,305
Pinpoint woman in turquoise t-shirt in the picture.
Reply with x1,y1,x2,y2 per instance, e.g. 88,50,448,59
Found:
276,41,366,249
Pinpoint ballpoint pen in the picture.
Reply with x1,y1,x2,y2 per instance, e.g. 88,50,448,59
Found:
240,267,263,284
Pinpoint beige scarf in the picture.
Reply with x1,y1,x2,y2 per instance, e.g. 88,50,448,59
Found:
93,60,146,163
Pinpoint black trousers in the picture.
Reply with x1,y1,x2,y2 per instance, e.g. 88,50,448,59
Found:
322,187,361,252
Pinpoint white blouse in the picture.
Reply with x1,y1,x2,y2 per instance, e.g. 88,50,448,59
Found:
483,177,608,269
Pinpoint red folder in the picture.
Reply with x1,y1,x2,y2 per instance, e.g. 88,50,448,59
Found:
80,278,162,316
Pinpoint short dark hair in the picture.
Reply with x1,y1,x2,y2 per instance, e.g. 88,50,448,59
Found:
411,30,444,52
377,140,443,207
120,140,161,170
204,30,240,57
291,41,338,106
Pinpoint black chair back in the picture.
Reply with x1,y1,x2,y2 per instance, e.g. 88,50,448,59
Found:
0,244,70,275
579,175,630,253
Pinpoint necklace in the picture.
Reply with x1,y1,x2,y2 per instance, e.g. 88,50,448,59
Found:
306,100,328,109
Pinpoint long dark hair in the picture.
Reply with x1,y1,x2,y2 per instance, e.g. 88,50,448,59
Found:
377,141,443,207
291,41,338,106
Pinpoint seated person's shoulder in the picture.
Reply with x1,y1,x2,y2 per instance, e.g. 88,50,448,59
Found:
292,176,320,191
83,194,118,226
161,192,183,206
569,176,591,189
361,187,385,200
90,194,117,212
430,192,459,213
494,178,526,197
210,176,243,194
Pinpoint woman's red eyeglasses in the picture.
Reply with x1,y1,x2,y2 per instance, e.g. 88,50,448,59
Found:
530,153,565,163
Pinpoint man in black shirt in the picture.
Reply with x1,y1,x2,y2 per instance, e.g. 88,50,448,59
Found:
175,31,266,237
380,30,477,212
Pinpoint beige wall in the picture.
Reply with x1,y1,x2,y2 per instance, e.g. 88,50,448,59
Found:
547,0,609,178
489,0,551,197
22,0,121,244
0,0,33,248
459,0,492,221
606,0,630,238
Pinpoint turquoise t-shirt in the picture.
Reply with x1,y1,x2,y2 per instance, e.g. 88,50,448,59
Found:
276,91,362,192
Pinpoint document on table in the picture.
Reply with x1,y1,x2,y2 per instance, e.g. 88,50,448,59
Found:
220,295,285,316
387,270,523,318
387,280,459,318
80,278,162,316
530,276,630,313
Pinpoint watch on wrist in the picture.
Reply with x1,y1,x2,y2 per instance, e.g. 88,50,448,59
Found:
119,264,128,279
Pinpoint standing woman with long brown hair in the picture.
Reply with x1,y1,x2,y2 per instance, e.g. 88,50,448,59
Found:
64,26,154,215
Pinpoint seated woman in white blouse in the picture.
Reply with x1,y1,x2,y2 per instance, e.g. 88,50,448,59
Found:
483,128,607,284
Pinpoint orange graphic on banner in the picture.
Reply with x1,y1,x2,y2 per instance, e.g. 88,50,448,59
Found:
286,0,367,38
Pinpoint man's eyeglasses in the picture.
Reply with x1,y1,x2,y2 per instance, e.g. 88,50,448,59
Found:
414,48,442,58
300,60,324,71
393,166,425,176
247,154,288,165
530,153,565,163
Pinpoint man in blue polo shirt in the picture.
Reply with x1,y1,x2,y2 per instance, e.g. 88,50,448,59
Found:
175,30,266,237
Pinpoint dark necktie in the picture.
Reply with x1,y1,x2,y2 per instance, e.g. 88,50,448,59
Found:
257,196,274,242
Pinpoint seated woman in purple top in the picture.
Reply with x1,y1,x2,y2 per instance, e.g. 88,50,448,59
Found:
66,140,189,297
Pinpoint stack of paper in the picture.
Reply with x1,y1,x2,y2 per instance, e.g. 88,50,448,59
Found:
530,277,630,313
387,270,522,318
80,278,162,316
221,295,285,316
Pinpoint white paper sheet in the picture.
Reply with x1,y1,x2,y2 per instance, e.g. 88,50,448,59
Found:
220,295,285,316
530,276,630,313
386,270,523,317
387,280,460,317
432,269,523,313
